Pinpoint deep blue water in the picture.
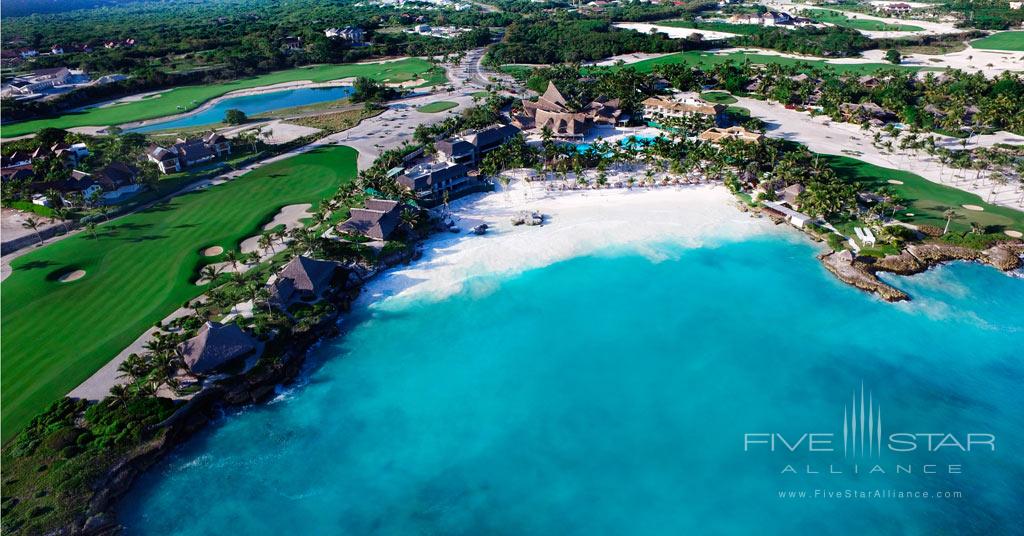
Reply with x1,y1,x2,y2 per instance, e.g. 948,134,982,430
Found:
119,237,1024,535
128,86,354,133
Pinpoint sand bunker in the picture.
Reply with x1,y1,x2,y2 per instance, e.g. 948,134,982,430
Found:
962,204,984,211
58,270,86,282
887,179,904,185
264,203,313,232
1005,230,1023,238
201,246,224,256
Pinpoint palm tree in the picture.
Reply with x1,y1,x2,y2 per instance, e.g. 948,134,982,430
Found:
245,251,261,266
942,209,957,235
85,222,98,240
224,250,240,272
258,233,275,255
107,383,133,408
21,217,44,245
116,353,145,381
200,264,223,284
52,207,73,234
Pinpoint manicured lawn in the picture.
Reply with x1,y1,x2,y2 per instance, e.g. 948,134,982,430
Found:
658,20,763,36
1,58,442,138
471,91,491,99
416,101,458,113
805,9,923,32
970,31,1024,52
824,155,1024,234
0,145,358,441
618,50,933,75
700,91,738,104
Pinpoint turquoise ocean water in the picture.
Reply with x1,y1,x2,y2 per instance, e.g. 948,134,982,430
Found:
120,237,1024,535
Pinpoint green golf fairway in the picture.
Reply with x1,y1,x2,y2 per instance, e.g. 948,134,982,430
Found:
805,9,923,32
970,31,1024,52
825,155,1024,233
602,50,933,75
0,145,358,441
1,59,441,138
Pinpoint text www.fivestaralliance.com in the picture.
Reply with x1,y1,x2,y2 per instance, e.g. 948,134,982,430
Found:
778,489,963,500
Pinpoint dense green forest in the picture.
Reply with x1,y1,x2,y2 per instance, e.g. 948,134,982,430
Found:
734,26,873,58
486,17,708,65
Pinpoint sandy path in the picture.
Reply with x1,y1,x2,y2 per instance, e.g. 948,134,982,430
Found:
69,303,199,401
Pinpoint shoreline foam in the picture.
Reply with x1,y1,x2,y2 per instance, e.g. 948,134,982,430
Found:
360,181,788,308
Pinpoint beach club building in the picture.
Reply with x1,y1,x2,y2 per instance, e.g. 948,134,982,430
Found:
177,321,260,374
435,124,521,166
338,198,404,241
512,81,626,139
396,161,474,202
267,255,338,309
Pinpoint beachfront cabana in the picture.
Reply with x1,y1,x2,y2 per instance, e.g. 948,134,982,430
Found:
268,255,337,308
176,321,259,374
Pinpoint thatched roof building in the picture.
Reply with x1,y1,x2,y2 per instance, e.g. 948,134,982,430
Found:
177,321,258,374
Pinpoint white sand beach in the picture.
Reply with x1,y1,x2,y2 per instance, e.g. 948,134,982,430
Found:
360,180,785,307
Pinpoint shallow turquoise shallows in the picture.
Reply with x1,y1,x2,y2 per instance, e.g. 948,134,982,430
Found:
128,86,354,133
119,237,1024,535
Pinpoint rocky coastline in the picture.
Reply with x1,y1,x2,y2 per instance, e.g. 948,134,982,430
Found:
820,242,1024,302
58,249,418,536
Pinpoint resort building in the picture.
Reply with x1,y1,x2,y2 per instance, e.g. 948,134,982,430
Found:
698,126,764,144
876,2,912,14
396,161,473,201
145,133,232,174
512,81,625,139
838,102,897,127
325,26,365,43
762,201,813,229
177,321,260,374
641,94,726,125
36,162,141,202
779,183,806,209
268,255,337,308
435,139,478,166
338,198,404,240
435,124,521,166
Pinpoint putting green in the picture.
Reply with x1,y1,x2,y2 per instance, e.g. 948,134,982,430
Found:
416,101,459,113
0,145,358,441
1,58,442,138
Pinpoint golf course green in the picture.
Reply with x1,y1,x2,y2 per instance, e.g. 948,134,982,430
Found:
1,58,442,138
824,155,1024,233
416,101,459,113
0,145,358,441
805,9,924,32
970,31,1024,52
605,50,933,75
